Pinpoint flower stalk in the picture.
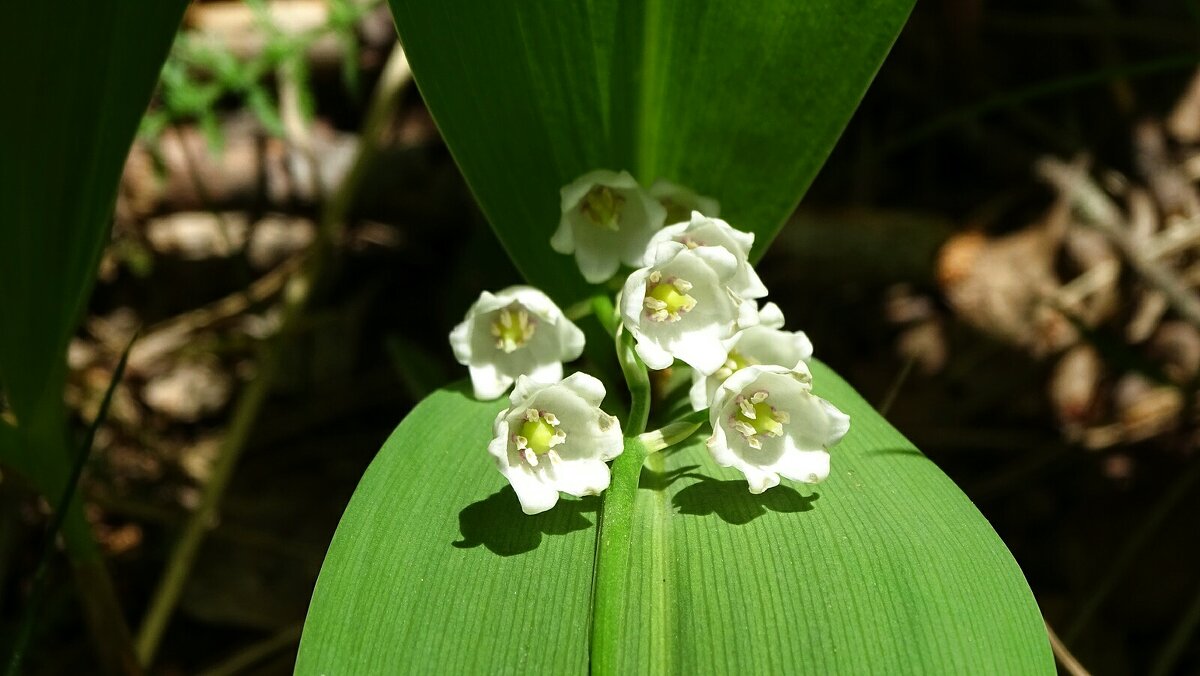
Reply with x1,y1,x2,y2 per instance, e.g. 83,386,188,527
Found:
590,435,647,675
590,318,652,674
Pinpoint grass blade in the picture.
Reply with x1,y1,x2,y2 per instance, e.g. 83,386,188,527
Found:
6,331,138,676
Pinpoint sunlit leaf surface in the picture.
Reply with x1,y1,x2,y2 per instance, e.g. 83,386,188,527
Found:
297,384,594,673
298,363,1053,673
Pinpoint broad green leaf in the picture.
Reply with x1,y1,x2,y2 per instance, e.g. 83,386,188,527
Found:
0,2,186,432
387,0,916,303
297,384,596,674
298,362,1053,672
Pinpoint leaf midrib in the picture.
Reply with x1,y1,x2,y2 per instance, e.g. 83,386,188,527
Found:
588,0,670,666
634,0,665,183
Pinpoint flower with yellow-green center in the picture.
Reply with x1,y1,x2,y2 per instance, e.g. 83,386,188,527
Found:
707,363,849,494
551,169,667,283
620,241,759,375
689,302,813,410
645,211,767,300
488,373,624,515
450,286,585,400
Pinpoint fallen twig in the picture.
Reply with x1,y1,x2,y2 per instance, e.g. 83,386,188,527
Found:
1046,621,1092,676
1036,157,1200,330
133,44,412,667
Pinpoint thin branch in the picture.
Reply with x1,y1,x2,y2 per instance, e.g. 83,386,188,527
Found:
198,623,303,676
1046,621,1092,676
1149,578,1200,676
1065,459,1200,641
126,254,302,371
1036,157,1200,330
878,353,917,416
7,331,139,676
133,43,412,667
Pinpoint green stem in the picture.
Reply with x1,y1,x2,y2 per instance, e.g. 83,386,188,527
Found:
616,328,649,436
590,437,647,675
638,408,707,453
134,335,285,664
8,332,138,676
590,294,619,338
133,44,413,667
590,317,652,674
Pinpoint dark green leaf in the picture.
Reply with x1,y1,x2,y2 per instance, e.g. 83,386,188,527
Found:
0,1,186,432
387,0,916,303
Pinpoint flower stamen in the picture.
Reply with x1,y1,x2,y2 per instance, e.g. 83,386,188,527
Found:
515,408,566,466
491,305,536,353
731,390,786,449
581,185,624,231
643,270,697,323
715,349,757,381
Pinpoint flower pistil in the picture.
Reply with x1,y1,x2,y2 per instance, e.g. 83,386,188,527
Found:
491,305,536,353
730,390,789,449
643,270,696,322
581,185,625,231
515,408,566,467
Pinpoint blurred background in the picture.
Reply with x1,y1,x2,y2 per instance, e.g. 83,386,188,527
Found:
3,0,1200,673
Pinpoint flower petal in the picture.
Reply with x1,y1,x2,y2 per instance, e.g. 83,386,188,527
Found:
526,360,565,386
683,244,739,281
742,465,781,494
643,222,690,266
759,302,785,328
617,194,668,267
649,180,721,220
448,318,472,364
771,449,831,485
552,459,612,497
505,465,562,515
671,334,730,376
634,339,676,371
560,169,637,212
550,218,575,254
470,363,513,400
558,321,586,361
558,371,607,407
688,373,709,411
574,236,624,283
820,398,851,447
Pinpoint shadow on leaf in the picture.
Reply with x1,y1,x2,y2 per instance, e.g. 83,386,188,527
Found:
453,486,597,556
673,477,819,525
639,464,703,491
869,447,927,459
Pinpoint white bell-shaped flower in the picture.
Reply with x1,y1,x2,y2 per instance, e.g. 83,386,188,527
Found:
488,373,624,515
707,363,849,494
551,169,667,283
450,286,585,400
649,179,721,225
689,302,814,410
620,241,756,375
645,211,767,300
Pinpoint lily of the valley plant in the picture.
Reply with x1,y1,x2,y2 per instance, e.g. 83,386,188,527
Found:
452,170,849,514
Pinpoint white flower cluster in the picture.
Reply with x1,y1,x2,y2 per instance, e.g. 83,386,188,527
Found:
449,170,849,513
